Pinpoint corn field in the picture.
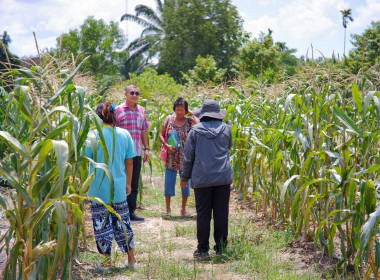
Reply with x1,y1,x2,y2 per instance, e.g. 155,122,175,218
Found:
0,56,117,279
0,56,379,279
223,66,380,277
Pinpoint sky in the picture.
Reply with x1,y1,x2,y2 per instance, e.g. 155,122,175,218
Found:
0,0,379,59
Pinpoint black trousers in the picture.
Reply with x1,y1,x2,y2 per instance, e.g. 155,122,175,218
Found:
127,156,142,213
194,185,230,252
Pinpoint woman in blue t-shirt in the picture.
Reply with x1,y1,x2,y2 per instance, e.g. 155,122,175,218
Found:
86,102,137,268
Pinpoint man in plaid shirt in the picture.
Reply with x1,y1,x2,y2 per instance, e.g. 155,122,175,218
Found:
116,84,150,221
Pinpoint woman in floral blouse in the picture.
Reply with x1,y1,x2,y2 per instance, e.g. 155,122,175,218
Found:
159,97,199,217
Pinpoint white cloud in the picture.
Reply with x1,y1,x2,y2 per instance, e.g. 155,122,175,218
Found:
278,0,346,40
244,15,278,38
1,0,158,56
352,0,380,29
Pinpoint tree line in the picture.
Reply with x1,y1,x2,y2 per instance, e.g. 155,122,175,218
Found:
1,0,379,85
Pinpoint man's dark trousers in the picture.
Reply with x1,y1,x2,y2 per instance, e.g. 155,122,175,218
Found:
128,156,142,213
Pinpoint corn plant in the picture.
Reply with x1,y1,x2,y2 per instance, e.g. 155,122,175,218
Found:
226,64,380,276
0,55,111,279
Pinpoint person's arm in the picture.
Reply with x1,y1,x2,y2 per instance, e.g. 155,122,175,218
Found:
142,131,150,162
141,108,150,162
227,125,233,149
159,124,175,154
180,130,196,187
187,110,200,126
125,158,133,196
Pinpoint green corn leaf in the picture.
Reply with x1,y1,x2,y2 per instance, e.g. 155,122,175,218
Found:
284,94,297,114
48,56,89,104
32,165,59,197
31,122,69,158
0,164,33,206
76,114,90,155
87,106,110,165
304,194,324,233
49,201,68,278
52,140,69,195
0,194,8,210
354,210,380,267
33,106,75,135
0,131,29,160
332,106,363,137
30,140,54,185
373,96,380,117
363,90,376,115
86,158,114,203
28,202,54,233
352,83,362,113
376,240,380,268
9,241,23,279
366,164,380,174
291,178,332,231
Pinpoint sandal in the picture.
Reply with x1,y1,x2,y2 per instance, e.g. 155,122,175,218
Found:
125,259,138,268
181,211,192,217
162,211,171,217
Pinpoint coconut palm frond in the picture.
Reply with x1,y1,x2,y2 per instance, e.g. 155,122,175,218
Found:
141,27,163,37
121,0,165,71
135,5,162,26
155,0,164,13
127,38,151,52
121,14,157,30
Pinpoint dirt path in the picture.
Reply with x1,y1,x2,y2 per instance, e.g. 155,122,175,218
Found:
0,173,324,279
73,173,323,279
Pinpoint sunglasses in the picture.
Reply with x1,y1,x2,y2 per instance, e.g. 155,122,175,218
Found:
129,91,140,96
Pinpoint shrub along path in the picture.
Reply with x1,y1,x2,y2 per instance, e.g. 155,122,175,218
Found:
74,172,327,280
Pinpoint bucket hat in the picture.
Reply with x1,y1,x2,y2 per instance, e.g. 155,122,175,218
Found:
193,99,226,120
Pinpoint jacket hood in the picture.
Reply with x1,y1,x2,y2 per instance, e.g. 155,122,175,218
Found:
192,120,226,139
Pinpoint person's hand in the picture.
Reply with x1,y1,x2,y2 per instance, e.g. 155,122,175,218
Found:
186,110,194,117
126,183,131,196
166,144,175,154
143,149,150,162
180,181,187,188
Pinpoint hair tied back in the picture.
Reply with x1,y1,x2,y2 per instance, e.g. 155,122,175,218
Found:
110,104,116,112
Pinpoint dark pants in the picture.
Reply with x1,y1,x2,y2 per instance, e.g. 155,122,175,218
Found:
127,156,142,213
194,185,230,252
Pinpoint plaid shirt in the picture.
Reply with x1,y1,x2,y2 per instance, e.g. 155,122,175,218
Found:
116,101,149,156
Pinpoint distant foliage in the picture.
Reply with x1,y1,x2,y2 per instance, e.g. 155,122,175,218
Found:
0,31,19,71
57,17,126,76
344,21,380,73
129,67,182,101
159,0,243,80
237,29,298,82
181,55,227,85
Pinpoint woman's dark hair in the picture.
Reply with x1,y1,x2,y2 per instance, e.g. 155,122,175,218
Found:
96,102,117,125
173,97,188,112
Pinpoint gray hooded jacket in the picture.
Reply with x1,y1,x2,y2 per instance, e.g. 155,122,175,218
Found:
181,119,233,188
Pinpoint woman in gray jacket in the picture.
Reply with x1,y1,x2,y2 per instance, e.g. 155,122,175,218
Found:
180,100,233,259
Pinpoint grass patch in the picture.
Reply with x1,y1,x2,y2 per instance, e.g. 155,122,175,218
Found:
75,166,326,279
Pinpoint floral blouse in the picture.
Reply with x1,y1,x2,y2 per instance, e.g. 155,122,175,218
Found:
162,115,193,170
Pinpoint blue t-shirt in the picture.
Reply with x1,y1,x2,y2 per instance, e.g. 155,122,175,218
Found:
86,126,136,204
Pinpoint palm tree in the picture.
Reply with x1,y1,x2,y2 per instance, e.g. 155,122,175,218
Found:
340,9,354,55
121,0,164,72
